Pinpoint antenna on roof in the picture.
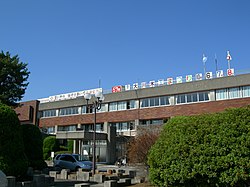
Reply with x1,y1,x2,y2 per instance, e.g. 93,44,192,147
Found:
98,79,101,88
215,53,218,72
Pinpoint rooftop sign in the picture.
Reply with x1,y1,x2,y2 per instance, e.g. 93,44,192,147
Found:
112,68,235,92
38,88,103,103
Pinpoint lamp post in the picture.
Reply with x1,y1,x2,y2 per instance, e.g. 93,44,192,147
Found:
84,91,104,175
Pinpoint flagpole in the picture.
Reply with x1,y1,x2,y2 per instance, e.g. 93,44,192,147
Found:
202,54,207,77
203,61,206,76
228,60,230,69
227,51,231,69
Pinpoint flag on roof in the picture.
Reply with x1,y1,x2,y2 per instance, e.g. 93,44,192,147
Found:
227,50,232,61
202,54,208,63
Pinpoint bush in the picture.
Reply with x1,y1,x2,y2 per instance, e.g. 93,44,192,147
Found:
21,124,47,170
0,103,28,177
43,136,60,160
148,107,250,186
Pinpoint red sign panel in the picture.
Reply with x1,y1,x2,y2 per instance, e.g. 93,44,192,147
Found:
112,85,123,93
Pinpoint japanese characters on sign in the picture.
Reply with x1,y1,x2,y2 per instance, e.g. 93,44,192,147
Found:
114,68,235,91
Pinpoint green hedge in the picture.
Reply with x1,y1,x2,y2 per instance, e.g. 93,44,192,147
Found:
148,107,250,186
0,103,28,177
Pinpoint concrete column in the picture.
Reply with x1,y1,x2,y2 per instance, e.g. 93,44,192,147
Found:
73,140,77,154
169,95,175,105
103,122,108,133
79,140,82,155
77,123,82,129
106,124,116,164
135,100,140,109
209,90,215,101
134,119,139,132
55,125,58,133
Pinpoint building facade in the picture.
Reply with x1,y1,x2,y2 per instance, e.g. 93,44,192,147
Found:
16,72,250,163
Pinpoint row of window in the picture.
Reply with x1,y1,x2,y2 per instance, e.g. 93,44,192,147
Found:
109,100,136,111
176,92,209,104
41,86,250,118
47,120,163,134
140,96,170,108
216,86,250,100
110,121,135,131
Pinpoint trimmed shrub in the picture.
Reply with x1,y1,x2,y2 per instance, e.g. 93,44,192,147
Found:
0,103,28,177
148,107,250,186
21,124,47,170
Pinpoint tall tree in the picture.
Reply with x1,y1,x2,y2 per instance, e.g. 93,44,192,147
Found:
0,51,30,106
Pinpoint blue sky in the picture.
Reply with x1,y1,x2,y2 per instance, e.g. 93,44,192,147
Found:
1,1,250,101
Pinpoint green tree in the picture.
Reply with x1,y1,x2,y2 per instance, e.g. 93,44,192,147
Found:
148,107,250,187
0,51,30,106
0,103,28,177
21,124,47,170
43,136,60,160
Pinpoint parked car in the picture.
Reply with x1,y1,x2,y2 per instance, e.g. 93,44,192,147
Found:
53,153,93,171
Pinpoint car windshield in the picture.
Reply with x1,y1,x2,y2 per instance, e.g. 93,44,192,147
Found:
72,154,89,161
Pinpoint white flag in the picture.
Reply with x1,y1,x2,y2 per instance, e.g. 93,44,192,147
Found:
227,51,232,61
202,54,208,63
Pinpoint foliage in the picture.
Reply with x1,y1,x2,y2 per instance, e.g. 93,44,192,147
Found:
148,107,250,187
67,140,74,152
20,124,47,170
43,136,60,160
0,51,30,106
128,125,161,165
0,103,28,176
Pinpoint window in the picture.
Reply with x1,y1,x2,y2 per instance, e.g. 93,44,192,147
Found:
96,123,104,131
81,124,93,132
228,87,240,99
141,99,149,108
47,126,55,134
128,100,136,109
160,96,170,106
117,101,126,110
198,92,209,101
97,104,106,113
111,121,134,131
149,97,159,107
243,86,250,97
187,94,192,103
58,125,77,132
139,119,164,125
176,92,209,104
109,102,117,111
193,93,198,102
42,109,57,118
176,94,186,104
60,155,75,162
59,107,79,116
216,89,228,100
82,106,87,114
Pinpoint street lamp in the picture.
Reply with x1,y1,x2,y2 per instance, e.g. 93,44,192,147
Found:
84,91,104,175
